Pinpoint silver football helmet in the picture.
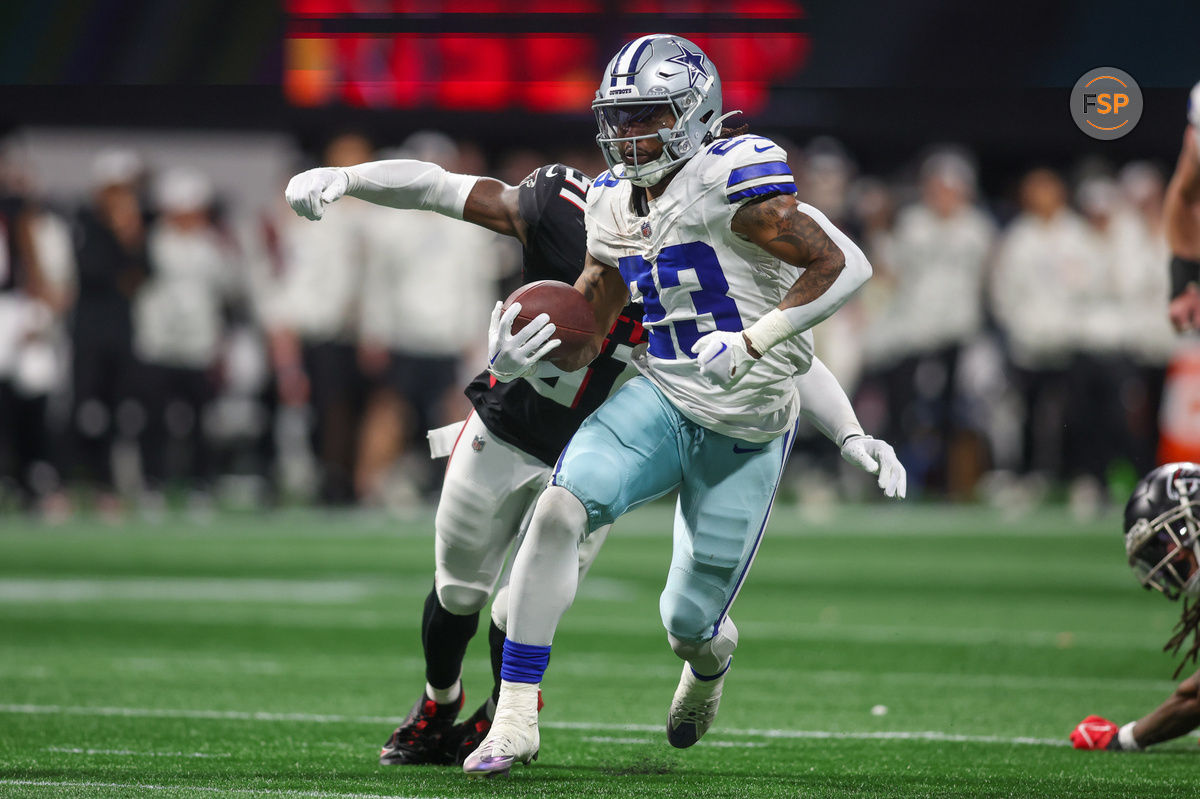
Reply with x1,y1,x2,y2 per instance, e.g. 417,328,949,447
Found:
592,34,734,187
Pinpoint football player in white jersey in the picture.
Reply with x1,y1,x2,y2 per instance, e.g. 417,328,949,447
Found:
465,34,879,776
286,151,903,767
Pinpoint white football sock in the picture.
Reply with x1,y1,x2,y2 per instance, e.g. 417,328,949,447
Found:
507,486,587,646
426,678,462,705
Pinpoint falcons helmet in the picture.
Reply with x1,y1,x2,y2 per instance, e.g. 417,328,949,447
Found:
1124,463,1200,600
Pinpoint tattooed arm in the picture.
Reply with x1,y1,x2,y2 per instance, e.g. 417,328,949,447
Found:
550,253,630,372
729,193,871,356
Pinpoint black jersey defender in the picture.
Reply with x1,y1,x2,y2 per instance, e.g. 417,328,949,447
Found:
464,164,647,466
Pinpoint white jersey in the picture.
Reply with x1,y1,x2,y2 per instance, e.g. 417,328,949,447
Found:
585,134,814,442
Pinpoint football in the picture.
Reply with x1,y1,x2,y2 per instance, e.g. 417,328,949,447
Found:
503,279,598,368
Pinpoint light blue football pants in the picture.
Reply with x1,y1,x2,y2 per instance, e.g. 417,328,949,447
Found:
552,376,794,642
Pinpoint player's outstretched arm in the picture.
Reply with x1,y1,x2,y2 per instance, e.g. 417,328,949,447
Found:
692,195,871,388
1071,669,1200,750
284,159,527,240
1129,669,1200,748
796,358,905,498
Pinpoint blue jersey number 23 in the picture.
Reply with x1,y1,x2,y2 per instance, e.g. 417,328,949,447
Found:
617,242,742,360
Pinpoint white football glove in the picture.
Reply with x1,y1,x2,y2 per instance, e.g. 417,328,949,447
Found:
487,301,560,383
691,331,756,389
285,167,349,221
840,435,906,499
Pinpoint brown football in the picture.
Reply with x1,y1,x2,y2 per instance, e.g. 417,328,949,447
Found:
503,280,597,368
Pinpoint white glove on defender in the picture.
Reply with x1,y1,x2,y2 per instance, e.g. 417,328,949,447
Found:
487,301,560,383
285,167,349,221
692,331,756,389
840,435,906,498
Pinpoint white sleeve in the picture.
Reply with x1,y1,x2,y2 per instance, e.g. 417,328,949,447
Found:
342,159,478,219
794,356,864,447
778,202,872,332
743,202,872,354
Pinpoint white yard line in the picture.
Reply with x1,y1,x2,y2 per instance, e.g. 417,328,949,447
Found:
1,703,1068,748
1,651,1174,694
47,746,231,758
0,780,464,798
582,736,767,748
0,578,370,604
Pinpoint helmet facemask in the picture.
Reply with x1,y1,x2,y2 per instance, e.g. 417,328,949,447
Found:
593,84,715,188
1126,490,1200,600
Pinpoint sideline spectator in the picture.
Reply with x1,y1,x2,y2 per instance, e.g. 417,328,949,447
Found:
135,169,234,511
356,132,505,503
271,133,373,505
866,150,995,495
69,150,149,517
991,168,1097,483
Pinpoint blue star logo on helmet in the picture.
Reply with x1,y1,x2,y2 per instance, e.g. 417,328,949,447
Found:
665,41,710,88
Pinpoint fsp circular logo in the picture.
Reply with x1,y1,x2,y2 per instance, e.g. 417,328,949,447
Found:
1071,67,1142,140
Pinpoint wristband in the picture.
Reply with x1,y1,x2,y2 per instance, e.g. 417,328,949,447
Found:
743,308,797,356
1117,721,1141,751
1170,255,1200,300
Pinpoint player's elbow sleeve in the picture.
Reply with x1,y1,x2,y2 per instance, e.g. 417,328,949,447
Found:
843,245,872,289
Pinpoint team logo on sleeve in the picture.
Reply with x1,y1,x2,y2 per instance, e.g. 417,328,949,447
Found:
471,435,486,453
641,220,652,238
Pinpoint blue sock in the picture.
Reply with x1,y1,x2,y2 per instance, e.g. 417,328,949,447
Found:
500,638,552,684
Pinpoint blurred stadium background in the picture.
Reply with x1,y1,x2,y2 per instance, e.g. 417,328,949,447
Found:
3,2,1200,796
0,0,1197,517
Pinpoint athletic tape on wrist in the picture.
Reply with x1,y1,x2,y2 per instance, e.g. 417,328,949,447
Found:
1117,721,1141,751
743,308,797,355
1170,255,1200,299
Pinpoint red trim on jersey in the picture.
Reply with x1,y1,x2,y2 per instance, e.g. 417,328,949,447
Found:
570,368,594,409
443,409,476,475
617,313,647,344
488,374,497,388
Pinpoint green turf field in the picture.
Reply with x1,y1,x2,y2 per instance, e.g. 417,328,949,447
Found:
0,502,1196,798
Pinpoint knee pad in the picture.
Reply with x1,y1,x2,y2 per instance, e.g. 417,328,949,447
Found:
435,582,489,617
659,569,730,643
435,477,497,550
531,486,589,542
554,449,625,528
660,592,713,644
668,616,739,662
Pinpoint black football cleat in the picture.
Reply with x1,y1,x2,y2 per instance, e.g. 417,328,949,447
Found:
442,701,493,765
379,692,464,766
